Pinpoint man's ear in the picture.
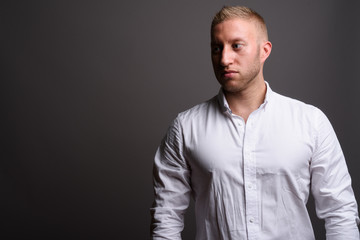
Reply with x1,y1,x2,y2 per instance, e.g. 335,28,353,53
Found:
261,41,272,63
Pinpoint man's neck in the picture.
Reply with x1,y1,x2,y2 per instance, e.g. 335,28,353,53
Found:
224,80,267,122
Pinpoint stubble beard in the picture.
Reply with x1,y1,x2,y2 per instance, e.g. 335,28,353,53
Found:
217,46,262,94
220,59,262,94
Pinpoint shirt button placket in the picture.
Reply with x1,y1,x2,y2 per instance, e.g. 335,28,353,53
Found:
243,119,259,240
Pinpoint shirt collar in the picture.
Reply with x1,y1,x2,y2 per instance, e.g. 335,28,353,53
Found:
218,81,273,115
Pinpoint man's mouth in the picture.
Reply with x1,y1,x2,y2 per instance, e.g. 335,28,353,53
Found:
222,70,238,78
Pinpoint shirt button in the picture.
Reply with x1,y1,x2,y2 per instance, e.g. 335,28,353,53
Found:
249,218,254,223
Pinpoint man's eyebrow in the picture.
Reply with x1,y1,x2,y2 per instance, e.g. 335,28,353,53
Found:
231,38,246,42
211,38,246,44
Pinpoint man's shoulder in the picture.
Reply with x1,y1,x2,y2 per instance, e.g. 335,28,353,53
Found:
176,95,219,122
271,90,326,121
272,91,319,112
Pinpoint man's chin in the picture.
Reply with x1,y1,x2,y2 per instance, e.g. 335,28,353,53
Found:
221,84,243,94
218,78,236,87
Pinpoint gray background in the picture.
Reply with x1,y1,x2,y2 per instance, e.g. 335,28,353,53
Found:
1,0,359,239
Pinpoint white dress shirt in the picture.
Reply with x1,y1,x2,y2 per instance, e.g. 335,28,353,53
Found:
151,82,359,240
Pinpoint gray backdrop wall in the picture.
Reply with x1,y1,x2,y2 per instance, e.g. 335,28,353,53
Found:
1,0,359,239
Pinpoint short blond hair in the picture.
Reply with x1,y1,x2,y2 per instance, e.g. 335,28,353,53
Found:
211,6,268,40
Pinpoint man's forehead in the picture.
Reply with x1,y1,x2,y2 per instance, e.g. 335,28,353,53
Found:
211,17,265,42
213,17,256,31
211,18,255,40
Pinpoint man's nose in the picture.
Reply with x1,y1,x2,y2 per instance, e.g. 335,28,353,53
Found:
220,47,234,66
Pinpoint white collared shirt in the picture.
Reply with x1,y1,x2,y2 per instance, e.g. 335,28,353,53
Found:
151,83,359,240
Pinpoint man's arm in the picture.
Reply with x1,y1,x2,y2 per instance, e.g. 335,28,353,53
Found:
150,118,191,240
310,108,359,240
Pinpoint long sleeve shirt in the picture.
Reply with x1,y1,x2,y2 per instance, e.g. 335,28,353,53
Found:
151,83,359,240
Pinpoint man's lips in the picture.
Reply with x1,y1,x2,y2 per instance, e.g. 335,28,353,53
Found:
221,70,238,78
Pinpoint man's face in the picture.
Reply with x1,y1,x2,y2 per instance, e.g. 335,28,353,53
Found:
211,18,264,93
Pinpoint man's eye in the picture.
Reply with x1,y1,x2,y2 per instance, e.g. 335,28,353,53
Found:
233,44,242,49
212,46,221,53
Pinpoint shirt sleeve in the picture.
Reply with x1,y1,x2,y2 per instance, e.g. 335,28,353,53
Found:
310,108,360,240
150,117,192,240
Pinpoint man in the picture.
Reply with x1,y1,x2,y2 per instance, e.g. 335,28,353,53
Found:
151,6,359,240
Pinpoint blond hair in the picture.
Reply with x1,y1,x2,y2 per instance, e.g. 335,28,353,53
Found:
211,6,268,40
